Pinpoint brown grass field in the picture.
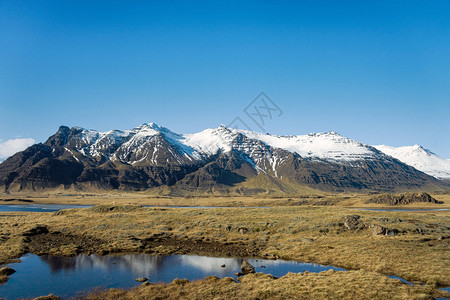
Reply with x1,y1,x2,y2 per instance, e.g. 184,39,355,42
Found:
1,191,450,208
0,192,449,299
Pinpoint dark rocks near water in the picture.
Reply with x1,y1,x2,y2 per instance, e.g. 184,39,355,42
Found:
32,294,61,300
0,266,15,276
240,260,255,275
235,260,256,276
365,192,442,205
262,253,280,260
136,277,148,282
0,266,16,285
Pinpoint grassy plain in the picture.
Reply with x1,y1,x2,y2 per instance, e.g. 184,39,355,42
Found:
1,191,450,207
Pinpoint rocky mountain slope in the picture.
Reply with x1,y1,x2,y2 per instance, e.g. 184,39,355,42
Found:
0,123,446,194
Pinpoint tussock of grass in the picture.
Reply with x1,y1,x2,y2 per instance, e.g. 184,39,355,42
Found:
0,274,8,284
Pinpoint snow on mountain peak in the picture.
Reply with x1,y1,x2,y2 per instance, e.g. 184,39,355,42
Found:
52,124,379,164
232,129,376,161
33,123,449,181
105,124,383,162
308,131,341,137
183,126,237,155
132,123,159,134
373,144,450,180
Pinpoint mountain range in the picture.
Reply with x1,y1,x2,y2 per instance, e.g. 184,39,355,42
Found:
0,123,448,195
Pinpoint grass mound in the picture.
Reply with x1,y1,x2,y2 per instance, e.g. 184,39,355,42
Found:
365,192,443,205
87,204,143,213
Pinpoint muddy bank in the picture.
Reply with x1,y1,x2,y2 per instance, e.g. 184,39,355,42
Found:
25,231,104,256
24,229,265,258
129,233,265,257
0,198,34,203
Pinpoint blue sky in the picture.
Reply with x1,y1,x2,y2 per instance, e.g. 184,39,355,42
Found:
1,0,449,157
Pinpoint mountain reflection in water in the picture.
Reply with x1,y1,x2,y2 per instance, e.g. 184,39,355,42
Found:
40,254,242,276
0,253,345,299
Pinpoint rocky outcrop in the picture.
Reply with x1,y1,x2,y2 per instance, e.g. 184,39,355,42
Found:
371,225,399,236
136,277,148,282
365,192,443,205
32,294,61,300
0,266,15,276
240,261,255,275
371,225,387,236
343,215,364,230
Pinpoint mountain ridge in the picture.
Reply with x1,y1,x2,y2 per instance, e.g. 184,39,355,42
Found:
0,123,448,194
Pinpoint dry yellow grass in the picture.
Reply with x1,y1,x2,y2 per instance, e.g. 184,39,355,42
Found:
1,191,449,208
82,270,448,300
0,274,7,284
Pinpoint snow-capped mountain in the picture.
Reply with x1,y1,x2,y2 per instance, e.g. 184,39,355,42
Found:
374,145,450,180
0,123,445,193
45,124,388,165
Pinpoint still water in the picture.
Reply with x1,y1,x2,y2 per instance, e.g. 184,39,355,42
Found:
0,204,266,212
0,253,345,299
0,204,92,213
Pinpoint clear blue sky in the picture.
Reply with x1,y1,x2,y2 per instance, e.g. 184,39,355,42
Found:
1,0,449,157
